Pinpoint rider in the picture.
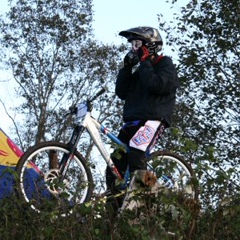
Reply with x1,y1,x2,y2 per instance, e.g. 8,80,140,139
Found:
106,26,179,210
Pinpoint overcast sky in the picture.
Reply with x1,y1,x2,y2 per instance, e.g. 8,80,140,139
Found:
0,0,188,133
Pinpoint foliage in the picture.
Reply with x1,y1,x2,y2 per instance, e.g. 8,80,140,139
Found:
0,0,124,152
158,0,239,208
0,191,240,240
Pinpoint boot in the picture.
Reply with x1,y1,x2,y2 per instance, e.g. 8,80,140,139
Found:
120,170,166,212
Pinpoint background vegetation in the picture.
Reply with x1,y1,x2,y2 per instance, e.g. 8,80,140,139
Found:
0,0,239,239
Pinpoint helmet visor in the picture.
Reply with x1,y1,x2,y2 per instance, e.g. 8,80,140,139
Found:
131,40,142,52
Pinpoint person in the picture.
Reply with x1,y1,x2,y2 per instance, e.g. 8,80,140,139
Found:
106,26,179,211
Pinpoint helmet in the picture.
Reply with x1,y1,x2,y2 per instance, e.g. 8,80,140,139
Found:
119,26,163,54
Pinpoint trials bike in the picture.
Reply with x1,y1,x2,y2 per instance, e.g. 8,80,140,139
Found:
16,88,198,215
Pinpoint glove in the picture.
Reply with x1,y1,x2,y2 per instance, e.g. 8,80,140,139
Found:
124,51,139,68
138,46,150,62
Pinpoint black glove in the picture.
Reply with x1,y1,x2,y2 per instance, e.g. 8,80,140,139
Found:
124,51,139,68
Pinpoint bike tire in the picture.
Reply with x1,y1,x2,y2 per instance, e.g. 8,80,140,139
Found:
148,150,199,200
16,141,93,215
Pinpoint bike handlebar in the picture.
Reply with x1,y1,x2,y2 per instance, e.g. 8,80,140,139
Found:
89,87,107,102
67,87,108,115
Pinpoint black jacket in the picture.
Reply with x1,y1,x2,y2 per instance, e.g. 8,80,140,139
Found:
115,55,179,127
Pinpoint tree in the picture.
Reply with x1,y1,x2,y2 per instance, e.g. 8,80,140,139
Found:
158,0,239,207
0,0,124,154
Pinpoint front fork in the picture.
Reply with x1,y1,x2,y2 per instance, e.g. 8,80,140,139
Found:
58,125,85,179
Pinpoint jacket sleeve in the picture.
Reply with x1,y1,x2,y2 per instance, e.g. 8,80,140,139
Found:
115,67,133,100
138,57,179,94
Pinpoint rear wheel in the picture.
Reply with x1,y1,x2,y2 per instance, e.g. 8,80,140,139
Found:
148,151,198,200
16,141,93,216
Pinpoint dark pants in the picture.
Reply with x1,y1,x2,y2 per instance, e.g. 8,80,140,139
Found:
106,120,165,191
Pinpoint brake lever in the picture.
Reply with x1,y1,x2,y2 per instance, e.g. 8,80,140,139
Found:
65,106,77,117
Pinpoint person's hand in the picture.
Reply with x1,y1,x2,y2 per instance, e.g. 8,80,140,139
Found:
138,46,150,62
124,51,139,68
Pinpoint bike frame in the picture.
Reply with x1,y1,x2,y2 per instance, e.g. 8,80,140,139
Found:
63,109,129,185
83,112,126,180
60,98,153,187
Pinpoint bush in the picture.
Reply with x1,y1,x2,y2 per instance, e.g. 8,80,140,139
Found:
0,192,239,240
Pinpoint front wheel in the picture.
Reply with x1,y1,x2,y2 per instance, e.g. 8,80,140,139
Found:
16,141,93,215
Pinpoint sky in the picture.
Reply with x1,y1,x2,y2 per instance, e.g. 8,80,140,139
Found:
0,0,188,135
92,0,186,44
